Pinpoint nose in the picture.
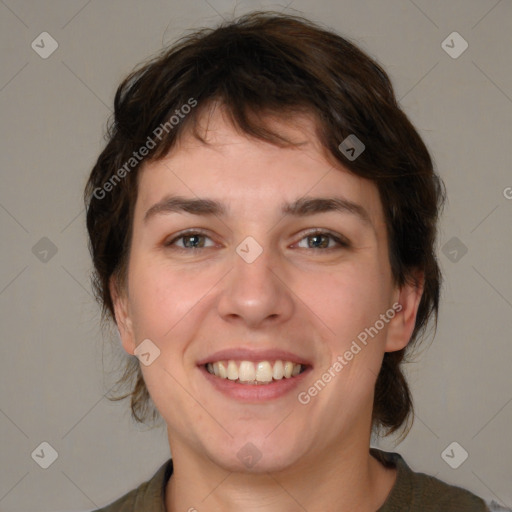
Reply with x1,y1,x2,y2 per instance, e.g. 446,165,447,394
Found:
216,241,295,329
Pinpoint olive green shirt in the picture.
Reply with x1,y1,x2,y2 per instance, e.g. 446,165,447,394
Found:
93,448,490,511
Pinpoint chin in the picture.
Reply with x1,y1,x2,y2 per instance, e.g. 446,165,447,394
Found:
206,434,306,474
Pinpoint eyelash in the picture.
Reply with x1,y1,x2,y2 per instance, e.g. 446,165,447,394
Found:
163,229,350,252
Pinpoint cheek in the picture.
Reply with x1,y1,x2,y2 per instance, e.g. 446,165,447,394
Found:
305,261,388,339
127,258,216,338
127,262,209,415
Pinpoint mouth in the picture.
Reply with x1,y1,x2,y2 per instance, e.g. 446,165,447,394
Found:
204,359,308,385
197,349,312,401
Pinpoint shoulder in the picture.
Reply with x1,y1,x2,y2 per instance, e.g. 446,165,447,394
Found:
410,471,488,511
91,458,173,512
93,487,138,512
371,448,490,512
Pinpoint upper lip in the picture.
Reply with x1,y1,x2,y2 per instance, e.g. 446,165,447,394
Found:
197,348,312,367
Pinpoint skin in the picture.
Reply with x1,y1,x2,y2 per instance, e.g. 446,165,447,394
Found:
111,104,424,512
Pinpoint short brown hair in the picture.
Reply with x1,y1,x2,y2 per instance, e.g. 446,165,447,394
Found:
85,11,446,437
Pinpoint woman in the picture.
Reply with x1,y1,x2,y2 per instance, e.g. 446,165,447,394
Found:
85,11,500,511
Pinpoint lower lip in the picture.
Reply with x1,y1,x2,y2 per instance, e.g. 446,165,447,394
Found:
199,365,311,402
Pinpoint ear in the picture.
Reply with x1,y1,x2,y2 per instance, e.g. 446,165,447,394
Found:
384,270,424,353
109,275,136,355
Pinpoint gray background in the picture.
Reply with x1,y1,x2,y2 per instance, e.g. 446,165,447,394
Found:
1,0,511,510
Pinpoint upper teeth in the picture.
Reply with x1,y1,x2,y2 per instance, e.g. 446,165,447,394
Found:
206,360,303,383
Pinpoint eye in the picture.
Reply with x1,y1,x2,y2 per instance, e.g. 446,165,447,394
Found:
164,230,215,250
295,230,350,250
163,229,350,252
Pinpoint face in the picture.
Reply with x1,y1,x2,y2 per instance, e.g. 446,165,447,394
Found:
112,105,422,473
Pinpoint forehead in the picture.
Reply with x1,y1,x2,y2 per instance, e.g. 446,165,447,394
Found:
135,106,386,233
172,104,333,164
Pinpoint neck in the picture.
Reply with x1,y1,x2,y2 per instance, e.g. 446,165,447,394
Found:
165,435,396,512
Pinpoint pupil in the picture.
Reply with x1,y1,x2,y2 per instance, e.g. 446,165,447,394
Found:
310,235,327,248
185,235,202,248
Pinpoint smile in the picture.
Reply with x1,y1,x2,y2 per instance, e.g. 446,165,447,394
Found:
205,360,306,385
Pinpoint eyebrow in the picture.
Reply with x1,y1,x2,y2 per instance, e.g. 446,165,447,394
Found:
143,195,373,227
